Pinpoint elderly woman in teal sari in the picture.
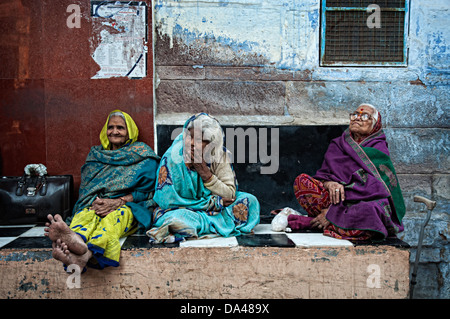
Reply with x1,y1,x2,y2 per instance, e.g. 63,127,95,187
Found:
45,110,159,272
147,113,260,243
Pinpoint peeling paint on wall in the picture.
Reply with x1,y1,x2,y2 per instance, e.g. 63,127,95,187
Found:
90,1,148,78
155,0,319,69
0,250,52,262
155,0,450,84
154,0,450,299
0,247,410,299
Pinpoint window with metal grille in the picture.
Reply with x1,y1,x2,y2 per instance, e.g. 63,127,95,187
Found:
320,0,409,66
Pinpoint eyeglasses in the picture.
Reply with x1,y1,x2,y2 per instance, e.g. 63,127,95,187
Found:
349,112,372,121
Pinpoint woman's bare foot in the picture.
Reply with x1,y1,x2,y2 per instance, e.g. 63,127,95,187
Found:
52,239,70,264
52,239,91,273
44,214,88,255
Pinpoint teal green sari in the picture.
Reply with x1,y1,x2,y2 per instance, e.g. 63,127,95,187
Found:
70,142,160,232
147,132,260,243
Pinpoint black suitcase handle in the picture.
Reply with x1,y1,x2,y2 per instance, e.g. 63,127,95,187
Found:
15,174,48,197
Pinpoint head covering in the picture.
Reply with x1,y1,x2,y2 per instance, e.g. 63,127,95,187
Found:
352,103,383,143
357,103,381,131
99,110,139,150
183,113,225,163
370,112,382,135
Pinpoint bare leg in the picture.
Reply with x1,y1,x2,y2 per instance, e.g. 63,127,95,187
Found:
44,214,88,255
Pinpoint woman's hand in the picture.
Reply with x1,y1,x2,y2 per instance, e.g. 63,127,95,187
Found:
323,181,345,204
310,209,330,229
191,149,213,182
91,197,122,217
222,197,235,207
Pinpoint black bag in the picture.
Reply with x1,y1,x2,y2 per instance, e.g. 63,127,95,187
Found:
0,174,74,225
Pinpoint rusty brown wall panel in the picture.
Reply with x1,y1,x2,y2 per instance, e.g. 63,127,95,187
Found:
0,1,155,193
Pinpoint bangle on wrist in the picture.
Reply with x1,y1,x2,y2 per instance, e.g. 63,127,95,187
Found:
204,174,214,184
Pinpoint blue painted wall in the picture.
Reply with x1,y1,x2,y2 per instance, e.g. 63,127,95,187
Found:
154,0,449,298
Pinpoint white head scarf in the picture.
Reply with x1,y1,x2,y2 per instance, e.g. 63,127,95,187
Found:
184,113,225,163
358,103,379,128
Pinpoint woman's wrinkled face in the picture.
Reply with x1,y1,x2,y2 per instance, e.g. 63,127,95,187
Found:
107,116,129,150
184,127,209,164
349,105,375,137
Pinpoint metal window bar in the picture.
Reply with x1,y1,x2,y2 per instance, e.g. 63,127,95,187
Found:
320,0,409,66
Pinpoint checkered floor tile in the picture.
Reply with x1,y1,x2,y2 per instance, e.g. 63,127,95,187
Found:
0,225,52,249
0,223,409,250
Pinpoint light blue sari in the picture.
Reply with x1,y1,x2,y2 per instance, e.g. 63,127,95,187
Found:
147,116,260,243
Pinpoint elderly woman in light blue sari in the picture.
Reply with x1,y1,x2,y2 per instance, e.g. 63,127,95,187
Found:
147,113,260,243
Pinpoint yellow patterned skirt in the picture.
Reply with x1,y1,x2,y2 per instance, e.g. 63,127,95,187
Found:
69,205,137,269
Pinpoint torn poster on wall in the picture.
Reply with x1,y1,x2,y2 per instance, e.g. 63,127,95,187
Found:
90,1,147,79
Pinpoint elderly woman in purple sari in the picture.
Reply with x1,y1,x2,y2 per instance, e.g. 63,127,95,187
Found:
289,103,405,241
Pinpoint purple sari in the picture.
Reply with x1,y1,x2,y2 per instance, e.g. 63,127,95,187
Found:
314,128,405,240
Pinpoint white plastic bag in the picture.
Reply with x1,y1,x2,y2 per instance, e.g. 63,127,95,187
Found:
271,207,302,232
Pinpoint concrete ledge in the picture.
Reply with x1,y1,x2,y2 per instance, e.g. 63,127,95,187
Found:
0,246,410,299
